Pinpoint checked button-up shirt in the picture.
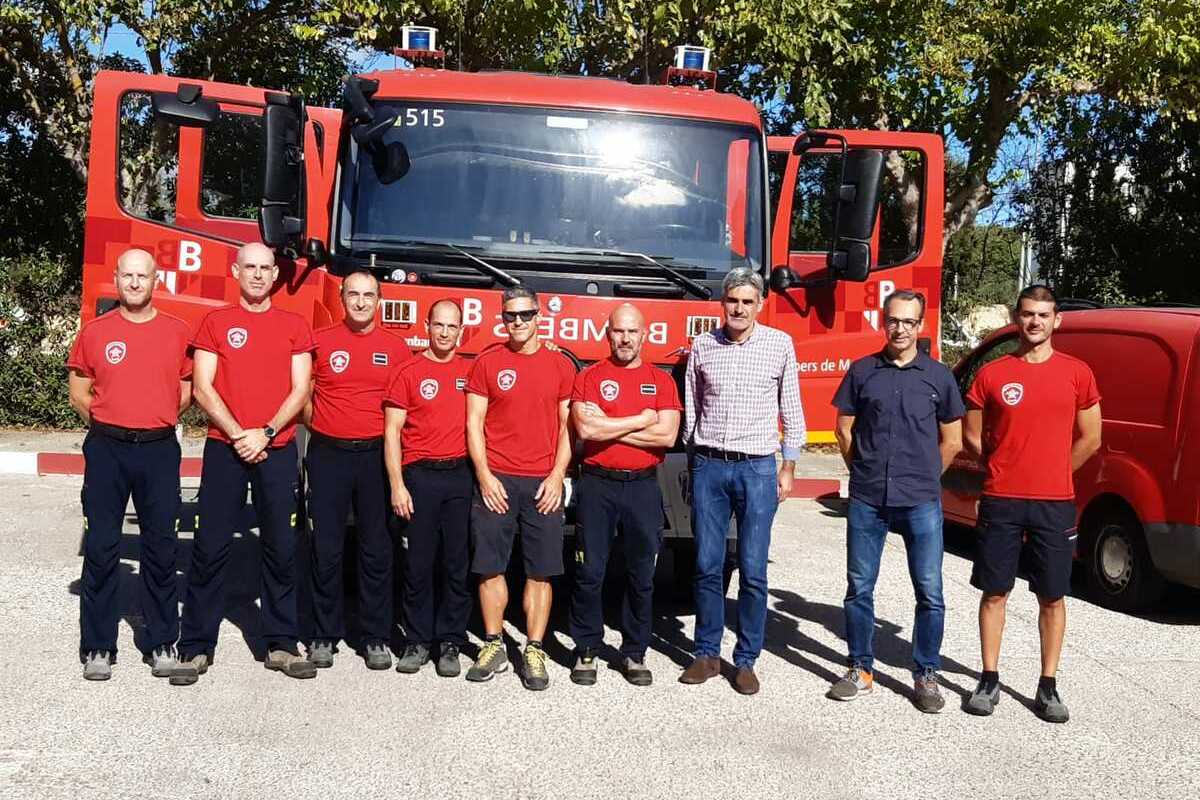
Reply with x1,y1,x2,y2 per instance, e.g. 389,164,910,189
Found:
684,322,806,460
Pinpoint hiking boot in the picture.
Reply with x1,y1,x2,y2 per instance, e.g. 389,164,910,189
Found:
828,666,873,701
965,679,1000,716
395,643,430,674
364,643,392,671
570,651,598,686
678,656,720,685
264,649,317,680
914,670,945,714
82,650,112,681
169,654,209,686
309,640,335,669
622,657,653,687
465,638,509,682
521,644,550,691
435,643,461,678
1033,685,1070,724
144,644,177,678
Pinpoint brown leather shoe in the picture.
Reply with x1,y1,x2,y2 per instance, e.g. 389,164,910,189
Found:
733,667,760,695
679,656,721,684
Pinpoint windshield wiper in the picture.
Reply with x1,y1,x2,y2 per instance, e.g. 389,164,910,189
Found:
351,238,521,287
603,251,712,300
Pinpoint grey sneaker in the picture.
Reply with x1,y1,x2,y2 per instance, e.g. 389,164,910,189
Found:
622,657,653,687
521,644,550,691
83,650,112,681
144,644,177,678
309,640,335,669
436,643,461,678
965,679,1001,716
364,643,392,671
1034,685,1070,723
169,654,209,686
828,666,873,701
395,643,430,674
264,649,317,679
570,651,598,686
465,638,509,682
913,670,945,713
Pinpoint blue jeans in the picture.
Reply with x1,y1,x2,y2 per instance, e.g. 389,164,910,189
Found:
692,454,779,668
844,497,945,675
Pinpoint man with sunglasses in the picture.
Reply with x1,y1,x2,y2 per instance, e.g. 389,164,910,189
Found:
303,270,411,672
829,289,963,713
172,243,317,685
465,287,575,690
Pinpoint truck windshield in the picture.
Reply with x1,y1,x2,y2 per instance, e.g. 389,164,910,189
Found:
337,101,764,274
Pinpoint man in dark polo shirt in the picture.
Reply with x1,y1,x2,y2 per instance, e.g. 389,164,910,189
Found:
568,303,681,687
829,290,963,713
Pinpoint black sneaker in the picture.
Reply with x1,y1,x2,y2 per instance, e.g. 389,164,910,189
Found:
1033,685,1070,723
364,643,392,671
436,643,461,678
965,679,1000,716
622,657,653,687
570,651,598,686
395,643,430,674
521,644,550,691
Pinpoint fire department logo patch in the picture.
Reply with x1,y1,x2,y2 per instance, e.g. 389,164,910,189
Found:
1001,382,1024,406
104,341,126,365
547,295,563,314
497,369,517,392
420,378,439,400
227,327,248,349
600,379,620,402
329,350,350,374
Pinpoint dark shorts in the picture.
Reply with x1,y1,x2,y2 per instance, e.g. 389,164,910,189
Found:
970,496,1078,600
470,472,565,578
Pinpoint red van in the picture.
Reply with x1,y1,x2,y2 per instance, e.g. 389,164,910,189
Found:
942,305,1200,611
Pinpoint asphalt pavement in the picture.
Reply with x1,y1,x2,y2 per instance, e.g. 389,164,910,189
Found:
1,471,1198,800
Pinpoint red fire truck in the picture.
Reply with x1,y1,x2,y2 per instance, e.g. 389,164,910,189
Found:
78,34,944,577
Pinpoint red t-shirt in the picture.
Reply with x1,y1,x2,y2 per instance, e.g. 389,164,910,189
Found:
191,305,315,446
311,322,411,439
67,310,192,429
384,354,471,464
466,345,575,477
572,359,682,470
966,352,1100,500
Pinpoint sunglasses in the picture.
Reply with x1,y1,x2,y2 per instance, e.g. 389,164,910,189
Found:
501,309,538,323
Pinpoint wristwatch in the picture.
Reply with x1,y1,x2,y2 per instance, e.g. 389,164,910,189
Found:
263,424,277,440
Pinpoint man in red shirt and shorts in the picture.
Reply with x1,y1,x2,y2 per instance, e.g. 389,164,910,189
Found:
305,270,411,672
172,243,318,684
568,303,680,687
465,287,574,691
67,248,192,681
384,299,473,678
963,284,1102,722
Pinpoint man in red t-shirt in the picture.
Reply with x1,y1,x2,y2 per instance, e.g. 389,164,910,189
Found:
464,287,574,690
568,304,680,688
173,242,317,685
303,270,411,672
384,299,473,678
67,248,192,681
963,285,1102,723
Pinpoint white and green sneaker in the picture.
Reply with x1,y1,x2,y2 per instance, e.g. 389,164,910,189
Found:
466,638,509,682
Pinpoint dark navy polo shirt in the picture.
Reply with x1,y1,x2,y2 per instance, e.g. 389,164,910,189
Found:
832,350,964,507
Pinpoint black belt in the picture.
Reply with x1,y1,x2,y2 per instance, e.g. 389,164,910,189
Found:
693,445,767,462
582,464,656,482
309,430,382,452
406,456,468,471
90,421,174,443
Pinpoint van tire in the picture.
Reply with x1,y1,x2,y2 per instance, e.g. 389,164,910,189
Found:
1083,508,1165,612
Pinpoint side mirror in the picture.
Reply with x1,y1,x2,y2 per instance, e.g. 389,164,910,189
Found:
371,141,411,185
151,84,218,128
769,266,796,292
306,238,328,267
828,149,884,282
259,93,305,248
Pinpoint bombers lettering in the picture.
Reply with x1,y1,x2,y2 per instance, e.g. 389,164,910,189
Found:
490,314,668,345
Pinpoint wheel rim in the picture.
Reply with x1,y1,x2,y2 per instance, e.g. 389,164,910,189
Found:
1097,524,1133,591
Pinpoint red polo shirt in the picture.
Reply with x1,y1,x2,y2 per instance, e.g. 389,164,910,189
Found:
311,322,411,439
384,353,471,464
572,359,681,470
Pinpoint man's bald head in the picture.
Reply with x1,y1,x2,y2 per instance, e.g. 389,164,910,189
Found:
117,248,156,274
606,302,647,366
113,248,157,312
608,303,645,330
235,242,276,268
232,242,279,305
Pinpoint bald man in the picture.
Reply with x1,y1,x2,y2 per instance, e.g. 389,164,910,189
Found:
568,303,681,687
67,248,193,680
173,242,317,684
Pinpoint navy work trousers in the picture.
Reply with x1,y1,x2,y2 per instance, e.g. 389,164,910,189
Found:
569,472,663,661
400,461,472,646
307,440,394,647
79,432,181,661
179,439,300,660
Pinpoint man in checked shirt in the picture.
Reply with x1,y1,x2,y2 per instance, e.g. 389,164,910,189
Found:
680,267,805,695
